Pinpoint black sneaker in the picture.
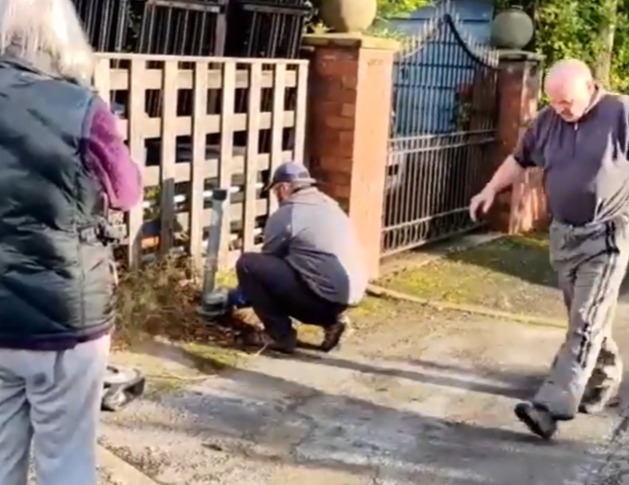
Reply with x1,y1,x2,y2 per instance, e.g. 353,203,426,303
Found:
243,329,297,354
321,314,352,352
514,402,558,440
266,330,297,354
578,386,620,414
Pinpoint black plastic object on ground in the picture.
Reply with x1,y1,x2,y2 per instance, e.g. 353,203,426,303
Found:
225,0,313,59
101,366,146,412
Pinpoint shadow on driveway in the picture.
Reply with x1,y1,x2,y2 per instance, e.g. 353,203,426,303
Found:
105,340,606,485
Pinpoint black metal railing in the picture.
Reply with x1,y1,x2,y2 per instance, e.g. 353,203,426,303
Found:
74,0,311,129
131,0,228,56
76,0,311,195
73,0,130,52
73,0,312,60
225,0,312,59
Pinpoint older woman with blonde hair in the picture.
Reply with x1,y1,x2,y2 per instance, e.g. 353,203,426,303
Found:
0,0,141,484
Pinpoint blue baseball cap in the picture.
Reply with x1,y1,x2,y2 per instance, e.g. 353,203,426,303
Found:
265,162,316,191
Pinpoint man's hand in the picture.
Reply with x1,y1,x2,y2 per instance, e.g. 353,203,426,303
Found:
469,186,496,222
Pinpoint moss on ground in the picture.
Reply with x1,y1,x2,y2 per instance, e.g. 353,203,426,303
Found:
145,377,185,395
351,295,387,318
180,341,241,372
379,233,566,318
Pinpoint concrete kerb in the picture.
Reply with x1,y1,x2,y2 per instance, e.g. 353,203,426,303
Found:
98,445,160,485
366,284,566,329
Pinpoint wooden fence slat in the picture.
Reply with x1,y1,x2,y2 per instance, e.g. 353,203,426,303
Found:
159,60,178,257
243,64,263,251
122,198,269,248
293,63,309,164
98,55,309,269
119,111,295,140
109,68,299,92
94,59,126,145
94,58,111,105
96,52,309,65
127,59,147,268
190,62,209,267
269,64,287,214
172,199,269,234
218,61,236,267
142,150,294,187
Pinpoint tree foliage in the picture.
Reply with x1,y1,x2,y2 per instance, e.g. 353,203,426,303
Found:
510,0,629,91
375,0,429,19
310,0,629,91
307,0,429,34
609,0,629,92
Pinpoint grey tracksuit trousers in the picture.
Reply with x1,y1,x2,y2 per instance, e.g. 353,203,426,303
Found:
534,218,628,418
0,335,110,485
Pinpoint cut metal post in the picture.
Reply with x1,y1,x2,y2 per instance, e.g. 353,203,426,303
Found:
202,188,228,304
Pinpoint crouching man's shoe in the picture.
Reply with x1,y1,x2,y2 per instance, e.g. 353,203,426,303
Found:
321,314,352,352
514,402,559,440
269,331,297,354
578,385,620,415
253,330,297,355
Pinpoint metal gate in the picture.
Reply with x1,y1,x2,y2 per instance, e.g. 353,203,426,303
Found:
382,11,499,257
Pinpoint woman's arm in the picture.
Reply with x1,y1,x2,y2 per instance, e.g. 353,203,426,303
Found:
83,97,142,211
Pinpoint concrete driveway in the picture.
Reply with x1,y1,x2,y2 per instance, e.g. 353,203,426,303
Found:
99,300,629,484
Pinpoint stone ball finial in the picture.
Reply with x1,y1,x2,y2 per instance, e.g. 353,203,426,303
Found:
319,0,378,33
490,5,534,50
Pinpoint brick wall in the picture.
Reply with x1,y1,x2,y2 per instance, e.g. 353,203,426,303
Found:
304,35,398,279
490,52,548,233
307,45,358,211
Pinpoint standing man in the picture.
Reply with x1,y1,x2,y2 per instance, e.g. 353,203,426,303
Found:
234,162,368,354
470,59,629,440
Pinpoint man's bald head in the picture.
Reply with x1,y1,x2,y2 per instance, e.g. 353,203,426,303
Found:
545,59,596,122
545,59,592,89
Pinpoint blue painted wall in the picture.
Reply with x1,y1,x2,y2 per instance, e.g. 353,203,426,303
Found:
388,0,496,136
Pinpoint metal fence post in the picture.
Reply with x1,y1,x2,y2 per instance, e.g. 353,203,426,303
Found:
202,188,228,302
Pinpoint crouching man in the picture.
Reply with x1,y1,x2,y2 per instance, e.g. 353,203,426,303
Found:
235,161,368,353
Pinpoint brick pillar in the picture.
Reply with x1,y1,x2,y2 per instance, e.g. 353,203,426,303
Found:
304,34,398,279
491,50,548,233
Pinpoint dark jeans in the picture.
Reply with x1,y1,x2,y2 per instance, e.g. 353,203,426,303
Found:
235,252,347,341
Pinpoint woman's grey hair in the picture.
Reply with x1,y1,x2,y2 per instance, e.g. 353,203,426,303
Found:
0,0,94,83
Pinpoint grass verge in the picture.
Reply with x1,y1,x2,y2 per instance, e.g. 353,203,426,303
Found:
378,233,566,318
